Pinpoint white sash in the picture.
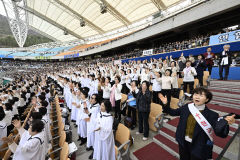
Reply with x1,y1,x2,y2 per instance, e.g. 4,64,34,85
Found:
188,103,213,141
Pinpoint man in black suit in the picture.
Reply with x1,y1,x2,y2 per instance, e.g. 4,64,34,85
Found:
159,87,235,160
218,44,232,80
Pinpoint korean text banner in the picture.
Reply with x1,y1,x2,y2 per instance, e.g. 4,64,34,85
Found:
209,29,240,45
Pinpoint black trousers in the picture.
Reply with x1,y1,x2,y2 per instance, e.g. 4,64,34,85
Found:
138,111,150,137
183,82,194,94
197,75,203,86
207,65,213,76
152,91,161,104
127,106,136,125
115,100,121,121
161,89,172,106
121,83,129,94
179,141,202,160
219,65,230,80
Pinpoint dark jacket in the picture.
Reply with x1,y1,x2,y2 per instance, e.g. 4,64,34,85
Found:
136,90,152,112
195,59,207,76
163,104,229,160
178,61,186,72
218,51,232,66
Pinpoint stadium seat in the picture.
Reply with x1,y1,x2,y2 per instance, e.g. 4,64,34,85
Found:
115,123,131,160
149,103,162,132
203,71,209,86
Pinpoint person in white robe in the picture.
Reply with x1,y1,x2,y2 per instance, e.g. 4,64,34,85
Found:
84,94,100,157
101,77,111,100
77,88,90,145
2,119,45,160
71,91,77,122
93,100,115,160
39,107,52,155
88,75,96,97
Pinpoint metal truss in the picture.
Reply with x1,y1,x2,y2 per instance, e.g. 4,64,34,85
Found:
151,0,167,10
51,0,105,34
1,0,28,47
94,0,131,26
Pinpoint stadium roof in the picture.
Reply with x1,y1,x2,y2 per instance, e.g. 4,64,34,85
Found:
21,0,182,42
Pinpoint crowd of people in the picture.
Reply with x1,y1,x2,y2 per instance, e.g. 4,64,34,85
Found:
0,43,237,160
156,35,209,54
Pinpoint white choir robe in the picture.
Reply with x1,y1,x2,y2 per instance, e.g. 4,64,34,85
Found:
63,85,68,102
77,99,90,138
88,80,95,97
94,80,99,94
93,112,115,160
66,90,72,110
64,84,71,109
71,95,77,121
76,98,81,125
9,128,45,160
0,121,7,146
42,115,52,154
86,103,100,148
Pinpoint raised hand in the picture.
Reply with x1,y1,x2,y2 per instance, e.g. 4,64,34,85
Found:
83,102,87,108
12,120,21,129
84,117,90,122
225,115,235,125
158,93,168,105
1,136,13,144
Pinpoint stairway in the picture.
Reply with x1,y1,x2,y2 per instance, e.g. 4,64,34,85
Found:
132,80,240,160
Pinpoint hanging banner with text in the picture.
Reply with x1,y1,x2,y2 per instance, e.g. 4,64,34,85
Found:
143,49,153,56
64,53,79,59
209,29,240,45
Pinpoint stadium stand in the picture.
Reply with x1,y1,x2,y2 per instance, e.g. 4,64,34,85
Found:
1,0,240,160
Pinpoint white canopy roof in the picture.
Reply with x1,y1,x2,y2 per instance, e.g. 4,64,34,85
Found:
25,0,182,42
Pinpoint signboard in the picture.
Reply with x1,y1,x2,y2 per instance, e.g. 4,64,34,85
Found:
64,53,79,59
35,56,52,60
209,29,240,45
143,49,153,56
114,60,121,65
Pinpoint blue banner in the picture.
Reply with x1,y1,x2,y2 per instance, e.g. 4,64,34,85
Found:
64,53,79,59
209,29,240,45
0,55,14,59
121,41,240,63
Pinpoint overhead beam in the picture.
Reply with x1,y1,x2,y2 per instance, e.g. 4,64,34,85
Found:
94,0,131,26
28,25,59,41
18,6,84,40
151,0,167,10
53,0,105,34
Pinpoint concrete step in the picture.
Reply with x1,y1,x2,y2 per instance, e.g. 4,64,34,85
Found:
210,100,240,110
209,86,240,92
210,80,240,86
210,91,240,99
212,95,240,104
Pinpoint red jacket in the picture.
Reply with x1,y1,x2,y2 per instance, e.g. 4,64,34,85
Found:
203,52,215,65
